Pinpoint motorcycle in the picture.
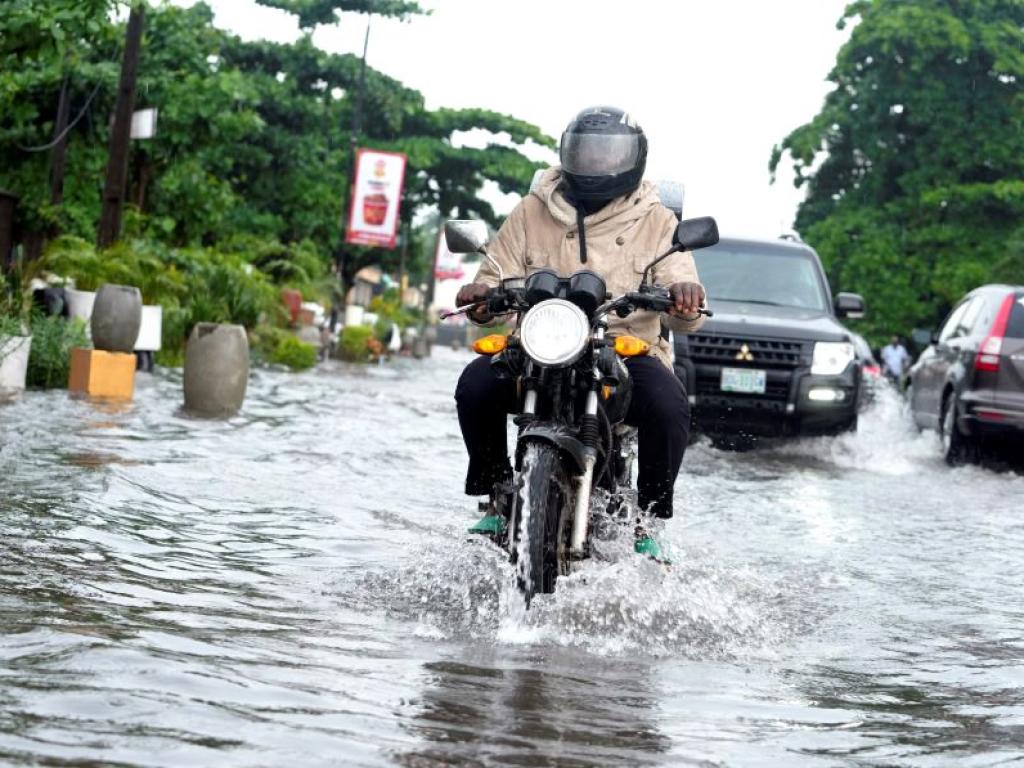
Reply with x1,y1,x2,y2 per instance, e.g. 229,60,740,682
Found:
442,216,719,605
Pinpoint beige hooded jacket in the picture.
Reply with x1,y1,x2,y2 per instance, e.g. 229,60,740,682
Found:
472,167,704,367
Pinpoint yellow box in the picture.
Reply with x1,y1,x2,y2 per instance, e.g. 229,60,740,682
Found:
68,348,136,401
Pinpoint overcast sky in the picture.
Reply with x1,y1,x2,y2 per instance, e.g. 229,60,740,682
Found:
175,0,851,237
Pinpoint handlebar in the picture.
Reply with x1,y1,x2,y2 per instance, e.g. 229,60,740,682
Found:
440,286,712,321
604,288,714,319
438,288,513,320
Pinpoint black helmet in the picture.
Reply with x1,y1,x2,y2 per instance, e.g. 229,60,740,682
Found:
559,106,647,203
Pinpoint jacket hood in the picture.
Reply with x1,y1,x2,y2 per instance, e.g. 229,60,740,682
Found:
530,166,664,230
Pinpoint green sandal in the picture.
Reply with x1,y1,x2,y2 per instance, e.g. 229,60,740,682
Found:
468,514,506,535
635,534,672,565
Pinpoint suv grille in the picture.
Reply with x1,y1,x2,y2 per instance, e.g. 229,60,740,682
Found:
688,334,803,368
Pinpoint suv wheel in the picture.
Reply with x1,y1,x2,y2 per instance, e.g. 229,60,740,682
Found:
940,394,974,466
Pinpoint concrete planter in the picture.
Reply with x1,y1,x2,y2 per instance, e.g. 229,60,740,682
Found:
91,284,142,352
183,323,249,417
0,335,31,394
343,305,364,327
134,305,163,351
65,288,96,324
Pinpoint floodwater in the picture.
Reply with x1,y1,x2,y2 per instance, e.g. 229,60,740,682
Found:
2,348,1023,767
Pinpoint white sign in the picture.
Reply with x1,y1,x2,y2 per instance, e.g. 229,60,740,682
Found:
130,107,158,140
431,230,475,324
345,149,407,248
434,233,466,282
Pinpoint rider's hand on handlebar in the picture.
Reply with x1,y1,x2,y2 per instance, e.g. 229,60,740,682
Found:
455,282,492,322
668,281,706,318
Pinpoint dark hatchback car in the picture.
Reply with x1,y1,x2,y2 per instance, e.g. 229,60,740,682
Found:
908,284,1024,464
673,236,866,446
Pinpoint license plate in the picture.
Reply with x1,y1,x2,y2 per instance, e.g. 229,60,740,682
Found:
721,367,766,394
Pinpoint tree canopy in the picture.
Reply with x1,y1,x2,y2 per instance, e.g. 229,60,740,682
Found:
0,0,552,287
770,0,1024,342
254,0,426,29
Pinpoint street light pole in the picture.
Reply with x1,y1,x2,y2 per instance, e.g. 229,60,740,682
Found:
338,20,371,307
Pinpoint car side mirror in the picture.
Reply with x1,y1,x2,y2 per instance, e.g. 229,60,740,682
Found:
911,328,935,347
835,292,865,319
444,220,489,254
672,216,719,252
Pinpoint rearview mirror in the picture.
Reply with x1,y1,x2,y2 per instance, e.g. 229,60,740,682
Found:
444,220,489,254
656,180,685,221
911,328,934,347
672,217,719,252
835,292,865,319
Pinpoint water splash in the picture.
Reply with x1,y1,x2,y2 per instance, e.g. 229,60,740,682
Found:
736,383,940,476
346,517,798,660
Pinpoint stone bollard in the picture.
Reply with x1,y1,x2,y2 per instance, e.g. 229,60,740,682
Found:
183,323,249,417
91,283,142,352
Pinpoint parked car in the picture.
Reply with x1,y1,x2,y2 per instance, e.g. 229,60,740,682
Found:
908,284,1024,465
673,236,866,447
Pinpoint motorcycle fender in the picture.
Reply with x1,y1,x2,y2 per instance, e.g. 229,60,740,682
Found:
518,424,586,475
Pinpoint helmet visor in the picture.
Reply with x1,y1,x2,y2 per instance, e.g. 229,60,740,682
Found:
560,132,639,177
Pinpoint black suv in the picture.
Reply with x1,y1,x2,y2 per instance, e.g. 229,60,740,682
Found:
673,236,866,446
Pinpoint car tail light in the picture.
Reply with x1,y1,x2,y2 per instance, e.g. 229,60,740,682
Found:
976,410,1005,421
975,293,1016,372
864,364,881,378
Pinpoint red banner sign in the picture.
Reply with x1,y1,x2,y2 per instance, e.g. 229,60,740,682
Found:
345,148,407,248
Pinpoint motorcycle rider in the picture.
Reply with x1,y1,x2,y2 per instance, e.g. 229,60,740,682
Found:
454,106,706,560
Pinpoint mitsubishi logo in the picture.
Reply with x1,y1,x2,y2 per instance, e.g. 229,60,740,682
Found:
736,343,754,362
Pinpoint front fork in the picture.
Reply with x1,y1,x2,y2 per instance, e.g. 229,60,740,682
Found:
570,388,599,558
570,323,606,558
512,325,606,560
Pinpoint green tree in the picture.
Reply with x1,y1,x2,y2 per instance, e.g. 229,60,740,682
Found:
255,0,425,29
0,0,552,294
770,0,1024,342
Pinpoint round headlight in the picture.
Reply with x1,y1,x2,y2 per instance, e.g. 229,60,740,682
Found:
519,298,590,367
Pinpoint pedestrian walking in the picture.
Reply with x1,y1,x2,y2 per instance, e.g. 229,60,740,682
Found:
880,335,910,386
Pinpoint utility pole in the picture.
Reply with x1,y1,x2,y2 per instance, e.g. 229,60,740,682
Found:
49,75,71,206
97,4,144,249
338,20,370,306
398,220,409,298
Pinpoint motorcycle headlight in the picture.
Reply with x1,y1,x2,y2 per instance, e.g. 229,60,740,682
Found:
519,298,590,367
811,341,855,375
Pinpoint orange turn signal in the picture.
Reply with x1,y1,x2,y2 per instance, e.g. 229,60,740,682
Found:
473,334,508,355
613,336,650,357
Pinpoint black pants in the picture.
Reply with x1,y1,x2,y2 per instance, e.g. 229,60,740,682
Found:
454,355,690,518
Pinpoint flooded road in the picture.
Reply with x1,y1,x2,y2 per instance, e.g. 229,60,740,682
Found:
2,348,1024,766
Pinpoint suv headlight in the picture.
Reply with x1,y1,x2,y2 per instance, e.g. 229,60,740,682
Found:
811,342,855,375
520,298,590,366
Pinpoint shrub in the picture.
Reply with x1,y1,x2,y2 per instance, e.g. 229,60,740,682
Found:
339,325,374,362
26,315,90,389
0,314,24,339
268,334,317,371
42,236,109,292
368,287,422,338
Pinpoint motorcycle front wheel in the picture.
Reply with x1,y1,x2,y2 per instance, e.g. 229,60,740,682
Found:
515,443,573,606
